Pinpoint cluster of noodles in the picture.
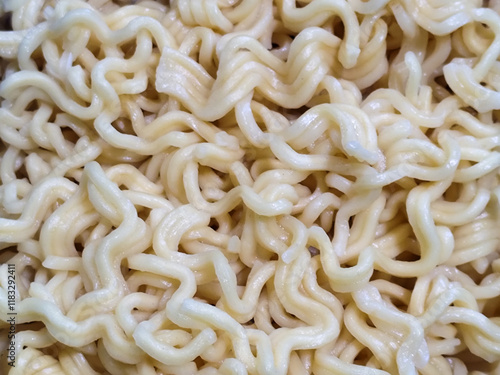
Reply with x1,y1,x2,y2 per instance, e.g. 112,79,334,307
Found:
1,0,500,374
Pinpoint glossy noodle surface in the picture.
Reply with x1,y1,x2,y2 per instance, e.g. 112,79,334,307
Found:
1,0,500,374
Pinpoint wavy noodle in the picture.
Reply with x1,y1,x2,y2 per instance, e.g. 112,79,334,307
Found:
1,0,500,374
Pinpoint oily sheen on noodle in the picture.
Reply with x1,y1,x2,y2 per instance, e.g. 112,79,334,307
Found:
1,0,500,374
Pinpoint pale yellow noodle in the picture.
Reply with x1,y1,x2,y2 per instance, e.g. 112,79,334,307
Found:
1,0,500,374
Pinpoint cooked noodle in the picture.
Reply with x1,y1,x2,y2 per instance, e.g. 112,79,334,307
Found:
0,0,500,374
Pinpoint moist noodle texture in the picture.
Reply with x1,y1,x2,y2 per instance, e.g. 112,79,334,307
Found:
1,0,500,374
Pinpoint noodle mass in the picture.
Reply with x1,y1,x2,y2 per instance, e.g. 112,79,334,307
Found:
1,0,500,373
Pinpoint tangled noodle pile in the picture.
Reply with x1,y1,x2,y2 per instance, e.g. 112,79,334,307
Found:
1,0,500,374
